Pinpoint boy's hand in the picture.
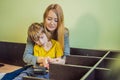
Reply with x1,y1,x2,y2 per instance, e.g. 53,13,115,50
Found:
42,57,50,69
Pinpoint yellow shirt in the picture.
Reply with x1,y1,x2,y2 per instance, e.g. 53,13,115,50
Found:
34,39,63,58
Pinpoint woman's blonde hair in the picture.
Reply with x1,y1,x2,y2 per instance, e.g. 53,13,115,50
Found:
43,4,65,50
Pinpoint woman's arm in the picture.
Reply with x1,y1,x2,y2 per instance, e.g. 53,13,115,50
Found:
23,37,37,66
64,28,70,57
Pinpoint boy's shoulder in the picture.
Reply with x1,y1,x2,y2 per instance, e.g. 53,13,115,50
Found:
51,39,58,43
51,39,59,45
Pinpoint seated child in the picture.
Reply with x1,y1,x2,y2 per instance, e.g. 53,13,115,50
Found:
28,22,64,69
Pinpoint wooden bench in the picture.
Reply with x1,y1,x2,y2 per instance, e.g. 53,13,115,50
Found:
49,63,110,80
49,63,90,80
0,41,120,80
0,41,26,73
49,50,120,80
0,41,26,67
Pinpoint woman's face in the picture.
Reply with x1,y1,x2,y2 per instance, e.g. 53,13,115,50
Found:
45,10,58,32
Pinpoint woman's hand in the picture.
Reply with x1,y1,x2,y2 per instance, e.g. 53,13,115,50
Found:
50,58,65,64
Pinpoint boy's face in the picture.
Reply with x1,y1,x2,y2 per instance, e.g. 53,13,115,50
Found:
35,33,48,46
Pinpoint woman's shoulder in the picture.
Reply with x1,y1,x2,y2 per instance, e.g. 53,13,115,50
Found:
27,36,35,45
64,27,69,33
64,27,69,36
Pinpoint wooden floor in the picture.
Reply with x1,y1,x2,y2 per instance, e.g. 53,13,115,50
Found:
0,63,21,73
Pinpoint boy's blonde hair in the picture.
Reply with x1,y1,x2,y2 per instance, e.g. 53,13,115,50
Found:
28,23,51,43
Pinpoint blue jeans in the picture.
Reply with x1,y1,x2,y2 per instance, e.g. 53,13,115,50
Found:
1,65,32,80
13,66,49,80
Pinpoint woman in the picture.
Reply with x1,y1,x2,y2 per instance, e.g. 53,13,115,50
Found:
23,4,70,67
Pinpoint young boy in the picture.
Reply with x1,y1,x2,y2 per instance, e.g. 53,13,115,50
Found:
28,22,64,69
